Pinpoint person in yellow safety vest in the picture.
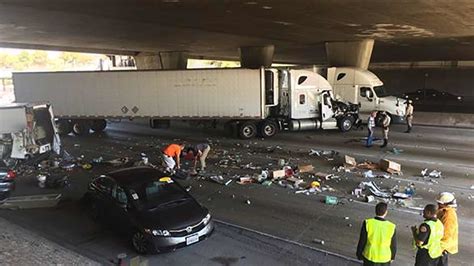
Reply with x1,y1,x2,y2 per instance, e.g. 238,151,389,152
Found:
357,202,397,266
436,192,458,266
412,204,444,266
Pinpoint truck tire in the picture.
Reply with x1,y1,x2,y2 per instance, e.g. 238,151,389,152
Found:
258,120,278,138
238,121,257,139
338,116,354,132
72,121,91,136
56,120,72,135
91,119,107,132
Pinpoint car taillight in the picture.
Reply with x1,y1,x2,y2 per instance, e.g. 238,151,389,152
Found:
6,170,16,180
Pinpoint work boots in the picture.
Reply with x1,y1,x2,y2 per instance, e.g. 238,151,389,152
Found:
405,126,412,133
380,138,388,148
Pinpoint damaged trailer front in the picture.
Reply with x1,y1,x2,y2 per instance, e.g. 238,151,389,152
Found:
0,103,60,165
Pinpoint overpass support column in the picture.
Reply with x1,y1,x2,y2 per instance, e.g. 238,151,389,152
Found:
239,45,274,69
325,39,374,69
134,51,188,70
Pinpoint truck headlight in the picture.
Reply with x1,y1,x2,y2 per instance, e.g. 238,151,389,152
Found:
202,213,211,225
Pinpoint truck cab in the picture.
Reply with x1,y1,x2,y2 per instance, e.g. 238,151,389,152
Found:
327,67,406,123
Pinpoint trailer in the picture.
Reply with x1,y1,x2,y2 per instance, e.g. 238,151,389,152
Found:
13,68,359,139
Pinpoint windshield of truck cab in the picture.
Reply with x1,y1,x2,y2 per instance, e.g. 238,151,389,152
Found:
373,86,389,97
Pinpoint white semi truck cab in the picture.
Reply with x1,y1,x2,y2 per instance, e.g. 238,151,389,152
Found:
327,67,406,123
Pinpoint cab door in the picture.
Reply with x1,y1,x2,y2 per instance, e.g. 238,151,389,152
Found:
320,91,335,121
359,87,377,114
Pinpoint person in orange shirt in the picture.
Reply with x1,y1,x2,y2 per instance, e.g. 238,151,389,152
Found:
436,192,458,266
161,143,185,173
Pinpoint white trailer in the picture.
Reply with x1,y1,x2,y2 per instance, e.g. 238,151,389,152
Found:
327,67,407,123
13,68,359,139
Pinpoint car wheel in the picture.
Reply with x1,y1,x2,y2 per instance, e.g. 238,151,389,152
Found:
132,231,149,254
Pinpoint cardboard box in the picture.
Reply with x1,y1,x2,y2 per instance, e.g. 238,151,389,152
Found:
298,164,314,173
344,155,357,166
272,169,286,179
379,159,401,173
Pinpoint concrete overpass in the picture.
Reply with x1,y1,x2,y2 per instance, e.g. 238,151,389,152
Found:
2,0,474,68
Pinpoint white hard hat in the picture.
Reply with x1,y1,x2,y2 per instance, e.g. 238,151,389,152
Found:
437,192,456,205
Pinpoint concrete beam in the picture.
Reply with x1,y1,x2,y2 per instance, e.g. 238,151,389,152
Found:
325,39,374,69
134,51,188,70
239,45,274,69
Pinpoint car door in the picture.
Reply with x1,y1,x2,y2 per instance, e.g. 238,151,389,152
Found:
109,184,134,233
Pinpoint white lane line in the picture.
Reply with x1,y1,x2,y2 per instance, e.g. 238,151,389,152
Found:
213,219,360,263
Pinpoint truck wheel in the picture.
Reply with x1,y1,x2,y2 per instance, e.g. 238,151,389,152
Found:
238,122,257,139
72,121,91,136
338,116,354,132
56,120,72,135
258,120,278,138
91,119,107,132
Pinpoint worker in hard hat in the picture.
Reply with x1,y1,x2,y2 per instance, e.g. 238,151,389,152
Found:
436,192,458,266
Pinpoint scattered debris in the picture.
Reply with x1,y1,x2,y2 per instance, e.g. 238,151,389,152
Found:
379,159,401,174
209,176,233,186
360,181,391,198
363,170,376,178
246,199,251,205
421,168,442,178
344,155,357,168
309,149,338,160
298,164,314,173
366,195,375,202
325,196,338,205
312,238,325,245
388,147,403,155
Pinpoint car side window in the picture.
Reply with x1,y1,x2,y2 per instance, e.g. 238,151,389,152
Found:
112,185,128,204
93,176,115,195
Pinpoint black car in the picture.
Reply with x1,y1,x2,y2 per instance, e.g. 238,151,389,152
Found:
83,166,214,254
0,162,16,201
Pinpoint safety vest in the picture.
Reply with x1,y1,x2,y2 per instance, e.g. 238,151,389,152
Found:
363,218,396,263
419,219,444,259
438,207,458,254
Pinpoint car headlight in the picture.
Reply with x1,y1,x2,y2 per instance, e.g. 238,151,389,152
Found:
202,213,211,225
144,228,170,236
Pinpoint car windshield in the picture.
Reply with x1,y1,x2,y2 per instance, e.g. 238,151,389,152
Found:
373,85,389,97
127,178,189,210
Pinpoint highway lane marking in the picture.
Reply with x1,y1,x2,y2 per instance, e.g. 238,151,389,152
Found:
213,219,360,263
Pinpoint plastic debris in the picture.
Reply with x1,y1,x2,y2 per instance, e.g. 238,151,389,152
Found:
325,196,338,205
363,170,376,178
360,181,391,198
312,238,325,245
366,195,375,202
309,149,339,160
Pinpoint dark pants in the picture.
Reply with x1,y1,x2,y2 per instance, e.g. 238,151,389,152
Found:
437,252,449,266
363,258,391,266
415,249,440,266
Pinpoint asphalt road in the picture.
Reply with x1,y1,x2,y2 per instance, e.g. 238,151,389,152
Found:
1,120,473,265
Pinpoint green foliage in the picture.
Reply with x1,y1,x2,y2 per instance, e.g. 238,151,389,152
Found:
0,50,98,71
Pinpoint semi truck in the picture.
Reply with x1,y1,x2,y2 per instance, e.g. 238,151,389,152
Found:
0,103,60,163
13,68,359,139
326,67,407,123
